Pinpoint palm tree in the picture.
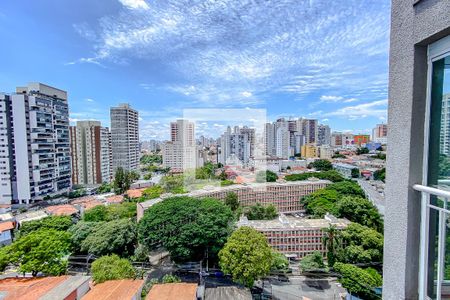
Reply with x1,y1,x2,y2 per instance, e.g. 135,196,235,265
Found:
322,224,340,267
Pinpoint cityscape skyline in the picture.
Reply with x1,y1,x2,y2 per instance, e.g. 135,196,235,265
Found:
0,0,390,140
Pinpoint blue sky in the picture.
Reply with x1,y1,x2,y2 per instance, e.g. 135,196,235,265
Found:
0,0,390,140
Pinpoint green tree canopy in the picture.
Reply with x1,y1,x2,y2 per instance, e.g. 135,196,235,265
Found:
225,192,239,212
336,223,384,264
271,251,289,272
142,185,164,200
300,251,325,272
83,202,136,222
373,168,386,182
285,170,345,182
97,182,112,194
333,263,382,300
160,175,187,194
335,196,383,232
91,254,136,284
2,229,71,276
356,147,370,155
68,221,104,253
81,219,137,257
309,159,333,171
140,154,163,165
18,216,73,236
256,170,278,183
303,189,340,217
325,181,365,198
113,167,132,194
245,203,278,220
219,227,273,287
138,196,234,261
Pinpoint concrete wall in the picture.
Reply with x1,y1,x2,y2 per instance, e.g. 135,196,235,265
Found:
384,0,450,299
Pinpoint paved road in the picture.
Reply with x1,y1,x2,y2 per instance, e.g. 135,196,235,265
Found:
357,179,385,215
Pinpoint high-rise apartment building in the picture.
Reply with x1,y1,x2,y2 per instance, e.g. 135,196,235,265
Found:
302,119,318,144
275,122,290,159
317,124,331,146
330,132,343,147
110,103,139,172
162,119,196,171
372,123,388,144
69,121,111,185
265,122,276,156
0,83,71,204
219,126,252,166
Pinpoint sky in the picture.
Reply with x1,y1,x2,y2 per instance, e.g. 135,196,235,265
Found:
0,0,390,140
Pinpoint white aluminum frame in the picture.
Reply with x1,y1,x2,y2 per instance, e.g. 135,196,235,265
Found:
418,35,450,300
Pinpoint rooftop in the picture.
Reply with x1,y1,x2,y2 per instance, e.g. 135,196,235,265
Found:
146,283,198,300
237,213,350,230
0,221,14,233
105,195,124,204
45,204,78,216
204,286,252,300
15,210,48,225
0,276,69,300
82,279,144,300
126,188,146,198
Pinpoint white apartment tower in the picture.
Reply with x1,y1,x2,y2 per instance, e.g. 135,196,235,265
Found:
70,121,111,185
317,124,331,146
162,119,196,171
219,126,252,166
0,83,71,204
110,103,139,172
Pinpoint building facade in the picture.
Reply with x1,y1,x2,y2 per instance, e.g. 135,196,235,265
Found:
317,124,331,146
110,103,139,172
163,119,196,171
372,123,388,144
70,121,111,185
238,213,350,259
0,83,71,204
384,1,450,299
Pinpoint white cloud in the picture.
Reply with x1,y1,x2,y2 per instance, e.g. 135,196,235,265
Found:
320,95,343,102
241,91,252,98
325,99,388,120
118,0,149,10
85,98,94,102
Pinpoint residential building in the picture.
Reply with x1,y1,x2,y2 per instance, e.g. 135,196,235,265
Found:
82,279,145,300
333,163,357,179
318,145,334,159
110,103,139,172
383,2,450,298
330,132,343,147
302,119,318,144
0,83,71,204
70,121,111,185
342,133,354,146
163,119,197,171
317,124,331,146
238,213,350,259
219,126,252,166
372,123,388,144
301,144,317,158
275,122,290,159
353,134,370,146
265,122,276,156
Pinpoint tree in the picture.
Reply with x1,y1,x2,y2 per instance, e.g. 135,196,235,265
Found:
128,170,140,182
303,189,340,217
4,229,71,276
335,196,383,232
142,185,164,200
300,251,325,272
91,254,136,284
356,147,370,155
162,274,181,283
68,221,103,253
256,170,278,183
333,263,382,300
160,175,186,194
219,227,272,287
81,219,137,257
309,159,333,171
351,168,360,178
245,203,278,220
83,205,108,222
18,216,73,236
271,251,289,272
97,182,112,194
325,181,366,198
322,225,340,267
336,223,384,264
113,167,131,194
373,168,386,182
138,197,234,261
225,192,239,212
140,154,162,165
285,170,345,182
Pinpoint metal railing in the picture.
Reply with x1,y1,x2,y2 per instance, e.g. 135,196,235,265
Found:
413,184,450,300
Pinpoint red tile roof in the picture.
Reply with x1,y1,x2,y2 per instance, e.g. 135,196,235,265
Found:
0,276,68,300
106,195,124,203
82,279,144,300
0,221,14,233
45,204,78,216
126,189,145,198
146,283,198,300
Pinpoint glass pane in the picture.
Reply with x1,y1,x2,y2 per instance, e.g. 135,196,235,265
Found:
427,54,450,299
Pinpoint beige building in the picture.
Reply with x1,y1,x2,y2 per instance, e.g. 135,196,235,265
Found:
301,144,317,158
70,121,111,185
238,213,350,259
137,180,330,220
163,120,197,172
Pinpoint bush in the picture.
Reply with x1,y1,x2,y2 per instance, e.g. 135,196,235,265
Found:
333,263,382,300
285,170,345,182
142,185,164,200
309,159,333,171
300,251,325,272
91,254,136,284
